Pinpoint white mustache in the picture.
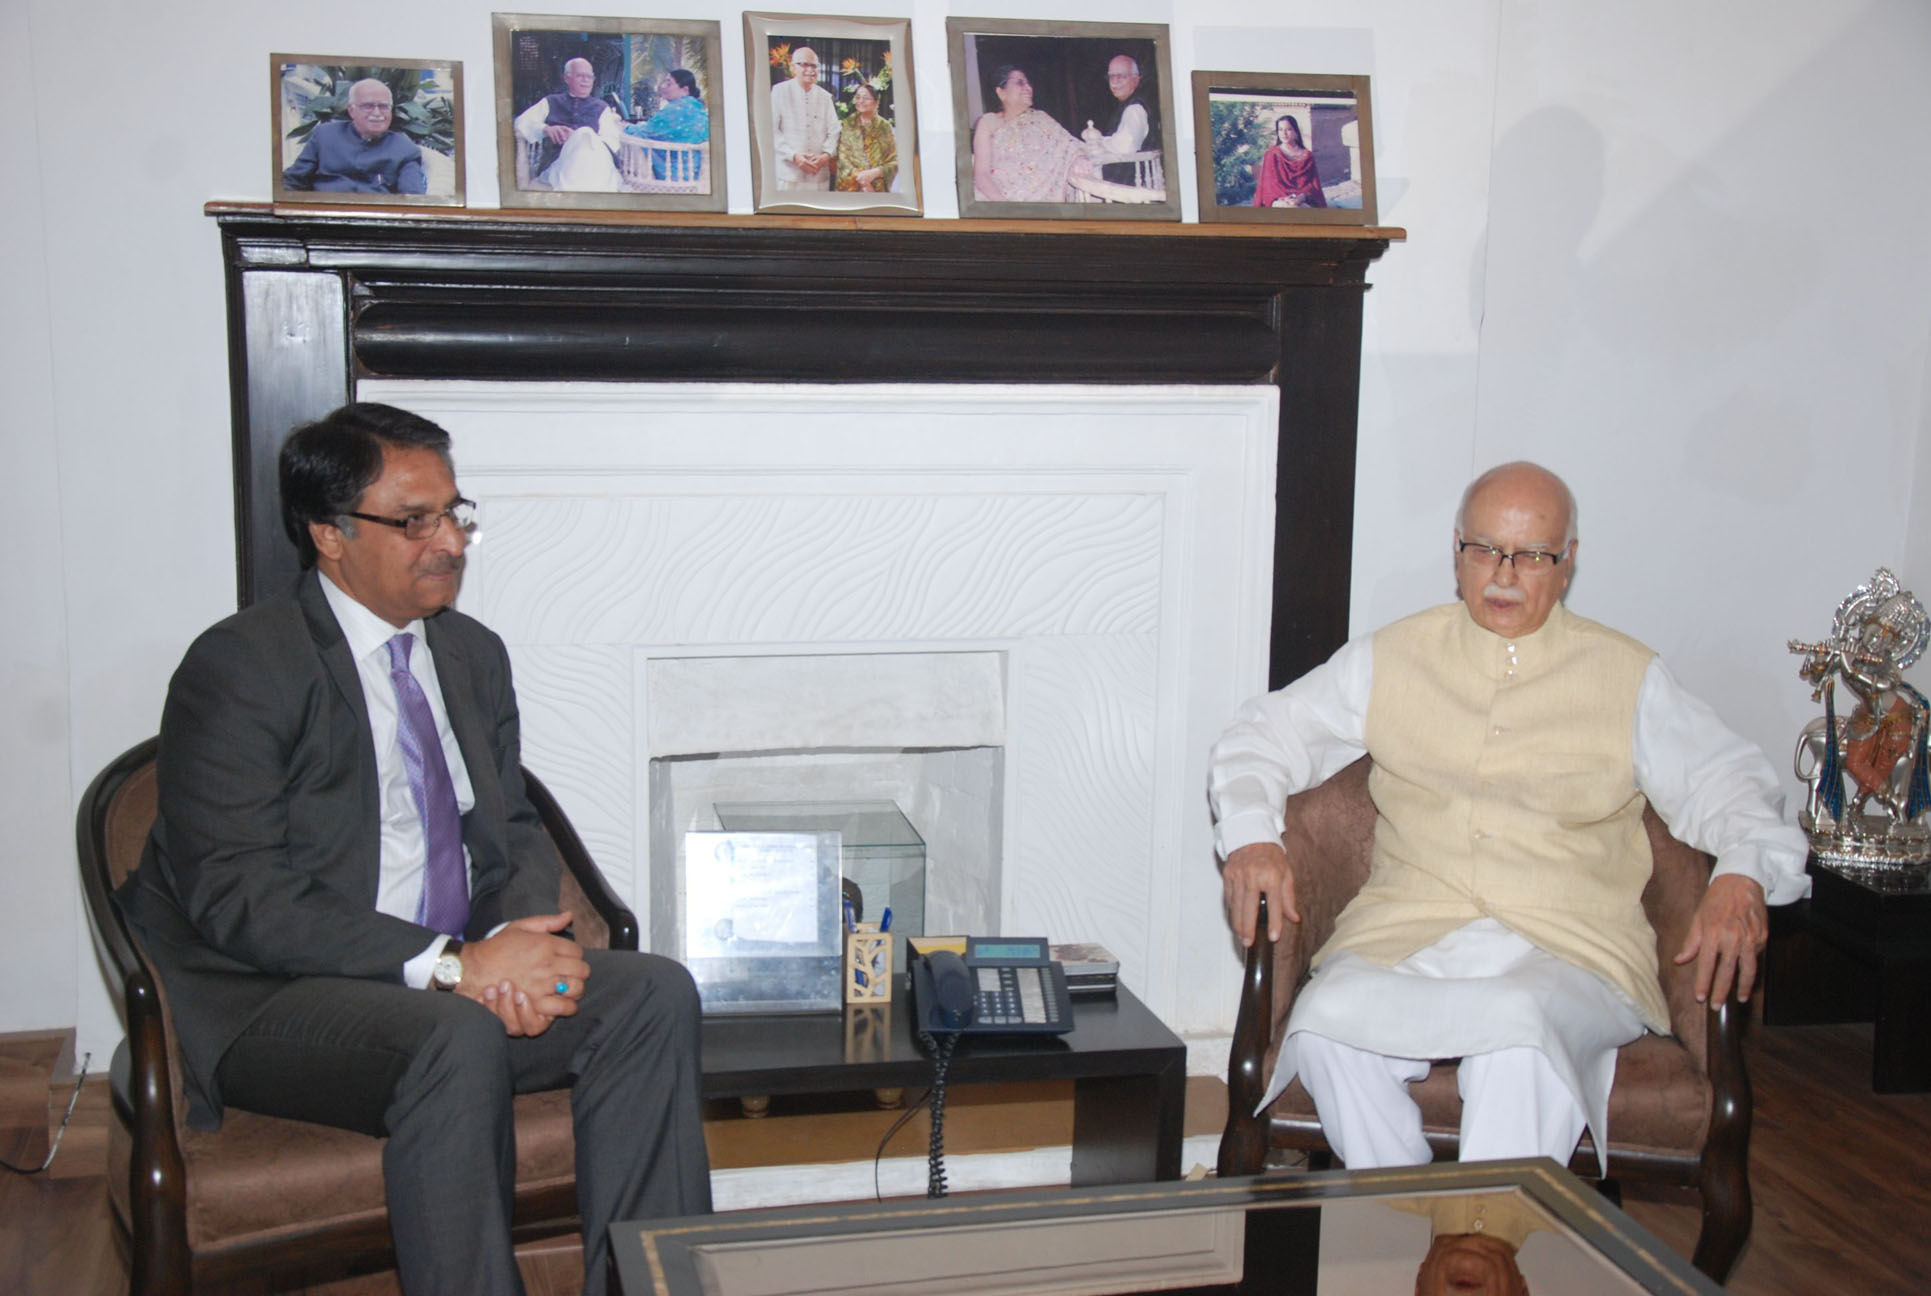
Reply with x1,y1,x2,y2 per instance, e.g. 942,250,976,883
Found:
1482,583,1525,605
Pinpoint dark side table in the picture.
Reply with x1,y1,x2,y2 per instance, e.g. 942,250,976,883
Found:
699,981,1187,1184
1763,856,1931,1092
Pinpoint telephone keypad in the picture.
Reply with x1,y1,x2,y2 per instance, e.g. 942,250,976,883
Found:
974,965,1062,1026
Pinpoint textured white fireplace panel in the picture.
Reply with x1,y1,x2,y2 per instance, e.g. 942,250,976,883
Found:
466,493,1164,646
506,645,635,895
1003,634,1157,943
361,381,1280,1045
647,652,1005,757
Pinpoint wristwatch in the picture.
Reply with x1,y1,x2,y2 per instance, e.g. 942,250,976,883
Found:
430,940,465,992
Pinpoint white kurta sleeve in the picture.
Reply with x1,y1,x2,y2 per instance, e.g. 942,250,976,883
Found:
1209,634,1374,859
817,93,841,157
1099,102,1149,154
772,83,802,160
513,97,551,144
1631,657,1813,904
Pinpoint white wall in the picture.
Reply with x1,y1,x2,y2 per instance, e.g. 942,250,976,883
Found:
8,0,1928,1062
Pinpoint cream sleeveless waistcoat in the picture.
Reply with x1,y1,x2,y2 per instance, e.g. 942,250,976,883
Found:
1318,602,1669,1031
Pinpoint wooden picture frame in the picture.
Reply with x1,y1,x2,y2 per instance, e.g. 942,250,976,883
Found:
271,55,465,207
492,13,725,212
744,12,920,216
946,18,1178,222
1193,71,1376,224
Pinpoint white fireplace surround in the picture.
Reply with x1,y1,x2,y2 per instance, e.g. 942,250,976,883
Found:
362,379,1278,1062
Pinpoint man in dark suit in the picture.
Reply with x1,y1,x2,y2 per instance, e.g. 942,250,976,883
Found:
117,403,711,1295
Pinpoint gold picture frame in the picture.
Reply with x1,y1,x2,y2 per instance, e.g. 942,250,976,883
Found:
1193,71,1377,225
492,13,725,212
270,54,465,207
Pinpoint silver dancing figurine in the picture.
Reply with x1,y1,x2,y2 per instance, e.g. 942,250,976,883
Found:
1788,567,1931,873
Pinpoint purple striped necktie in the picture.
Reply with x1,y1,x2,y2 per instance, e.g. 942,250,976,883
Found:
386,633,470,938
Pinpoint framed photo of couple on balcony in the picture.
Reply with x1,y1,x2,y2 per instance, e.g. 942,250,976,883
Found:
946,18,1179,222
744,13,921,216
1192,71,1378,225
491,13,726,213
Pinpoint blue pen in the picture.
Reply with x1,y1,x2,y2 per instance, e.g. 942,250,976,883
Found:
843,899,857,932
879,906,893,933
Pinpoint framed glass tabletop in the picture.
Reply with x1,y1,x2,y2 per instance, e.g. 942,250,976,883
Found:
615,1159,1721,1295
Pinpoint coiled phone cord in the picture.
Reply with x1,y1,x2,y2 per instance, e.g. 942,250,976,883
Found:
919,1029,958,1197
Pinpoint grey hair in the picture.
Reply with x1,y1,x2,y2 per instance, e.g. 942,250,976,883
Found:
1455,461,1578,546
1111,56,1141,77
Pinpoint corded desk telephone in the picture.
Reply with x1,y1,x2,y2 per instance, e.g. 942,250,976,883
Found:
910,937,1075,1036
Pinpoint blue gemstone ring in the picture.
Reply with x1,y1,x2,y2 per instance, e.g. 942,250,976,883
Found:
555,980,570,995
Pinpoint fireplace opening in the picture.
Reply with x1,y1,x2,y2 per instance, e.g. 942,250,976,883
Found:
644,650,1006,996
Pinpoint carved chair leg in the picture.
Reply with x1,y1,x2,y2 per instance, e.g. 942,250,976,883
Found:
1219,896,1277,1179
1695,997,1754,1283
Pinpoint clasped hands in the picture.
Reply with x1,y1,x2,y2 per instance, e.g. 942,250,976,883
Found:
454,912,589,1038
1223,841,1771,1006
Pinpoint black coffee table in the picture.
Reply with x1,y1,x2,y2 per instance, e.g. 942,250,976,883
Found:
1764,856,1931,1092
700,980,1186,1185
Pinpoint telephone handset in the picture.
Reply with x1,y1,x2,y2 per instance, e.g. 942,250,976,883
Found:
910,937,1075,1036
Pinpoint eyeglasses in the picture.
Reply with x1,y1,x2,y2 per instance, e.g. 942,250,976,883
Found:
344,498,478,541
1456,540,1568,572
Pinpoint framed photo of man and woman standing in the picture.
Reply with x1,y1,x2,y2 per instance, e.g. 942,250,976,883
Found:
491,13,726,212
743,12,921,216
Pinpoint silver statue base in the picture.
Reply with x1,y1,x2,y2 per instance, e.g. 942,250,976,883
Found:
1804,814,1931,878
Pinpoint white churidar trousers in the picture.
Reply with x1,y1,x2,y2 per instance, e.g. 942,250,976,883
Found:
1267,918,1645,1174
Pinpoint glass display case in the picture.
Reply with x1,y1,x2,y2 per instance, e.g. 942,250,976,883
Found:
715,800,927,964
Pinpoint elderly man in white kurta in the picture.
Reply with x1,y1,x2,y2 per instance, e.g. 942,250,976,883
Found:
513,57,624,192
771,47,840,190
1211,461,1810,1171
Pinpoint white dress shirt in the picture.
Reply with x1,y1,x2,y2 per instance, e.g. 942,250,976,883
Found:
320,573,477,986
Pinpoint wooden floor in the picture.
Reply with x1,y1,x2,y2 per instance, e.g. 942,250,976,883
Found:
4,1015,1928,1294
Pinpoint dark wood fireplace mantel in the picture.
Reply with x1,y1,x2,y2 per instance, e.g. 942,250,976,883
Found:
210,203,1398,688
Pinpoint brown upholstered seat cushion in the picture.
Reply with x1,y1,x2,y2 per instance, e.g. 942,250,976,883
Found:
108,1089,576,1252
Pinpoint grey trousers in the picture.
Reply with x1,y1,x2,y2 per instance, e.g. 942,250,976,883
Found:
215,949,712,1296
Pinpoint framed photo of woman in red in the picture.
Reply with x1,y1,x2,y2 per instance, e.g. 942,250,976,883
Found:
1193,71,1376,225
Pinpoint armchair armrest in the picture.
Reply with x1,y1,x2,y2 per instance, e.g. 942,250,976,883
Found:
1218,758,1376,1175
522,767,638,952
1696,993,1752,1273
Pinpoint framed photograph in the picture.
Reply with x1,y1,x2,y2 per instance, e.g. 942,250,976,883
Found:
945,18,1178,222
271,56,464,206
681,831,844,1014
744,13,920,215
493,13,725,212
1193,72,1376,225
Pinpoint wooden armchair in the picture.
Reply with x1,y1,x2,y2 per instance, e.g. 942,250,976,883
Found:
1215,758,1754,1283
76,736,641,1295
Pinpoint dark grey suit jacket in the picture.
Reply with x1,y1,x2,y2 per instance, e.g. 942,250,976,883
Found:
116,571,559,1126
